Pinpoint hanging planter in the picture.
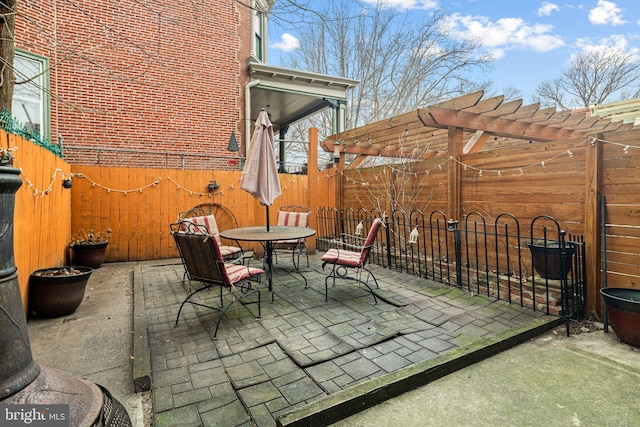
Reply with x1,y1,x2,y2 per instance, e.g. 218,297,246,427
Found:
527,240,576,280
29,267,94,317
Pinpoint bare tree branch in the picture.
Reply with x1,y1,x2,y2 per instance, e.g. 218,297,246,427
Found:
533,46,640,109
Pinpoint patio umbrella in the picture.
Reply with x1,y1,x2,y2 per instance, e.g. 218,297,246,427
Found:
241,108,282,231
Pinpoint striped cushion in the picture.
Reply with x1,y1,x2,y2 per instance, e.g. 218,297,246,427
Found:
277,211,310,227
223,263,264,285
359,219,382,264
220,245,242,258
276,211,309,245
181,215,222,246
321,248,362,267
321,219,382,267
274,238,302,245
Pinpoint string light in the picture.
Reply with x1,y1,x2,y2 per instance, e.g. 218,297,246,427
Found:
75,173,162,194
167,176,239,196
591,137,640,152
10,154,71,198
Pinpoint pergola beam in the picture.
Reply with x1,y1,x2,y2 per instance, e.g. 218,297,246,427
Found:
423,106,585,142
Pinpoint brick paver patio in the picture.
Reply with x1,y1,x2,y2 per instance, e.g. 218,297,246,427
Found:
141,254,556,426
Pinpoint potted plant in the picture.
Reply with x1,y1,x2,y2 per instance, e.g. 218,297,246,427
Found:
70,228,111,269
29,266,94,317
527,239,576,280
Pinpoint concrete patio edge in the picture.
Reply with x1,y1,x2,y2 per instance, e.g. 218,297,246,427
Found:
276,316,563,427
133,266,152,392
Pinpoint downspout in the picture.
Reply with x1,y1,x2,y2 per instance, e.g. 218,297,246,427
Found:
245,79,261,156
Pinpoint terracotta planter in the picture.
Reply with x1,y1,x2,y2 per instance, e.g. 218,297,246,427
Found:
600,288,640,348
29,267,93,317
71,241,108,268
527,242,576,280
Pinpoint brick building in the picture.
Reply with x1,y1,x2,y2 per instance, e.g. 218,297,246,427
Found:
13,0,357,169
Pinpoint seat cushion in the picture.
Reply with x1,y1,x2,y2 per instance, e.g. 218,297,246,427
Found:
223,263,264,285
219,245,242,258
321,248,362,267
273,238,304,245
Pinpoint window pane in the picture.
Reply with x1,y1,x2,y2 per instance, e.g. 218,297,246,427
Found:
12,55,44,135
254,10,263,61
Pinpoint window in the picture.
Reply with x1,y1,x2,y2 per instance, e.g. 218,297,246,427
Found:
252,0,271,62
254,9,264,61
12,51,49,140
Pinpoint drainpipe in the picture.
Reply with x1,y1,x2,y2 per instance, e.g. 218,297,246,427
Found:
245,79,261,156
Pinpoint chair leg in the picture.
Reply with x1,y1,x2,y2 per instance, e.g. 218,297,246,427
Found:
322,264,378,304
212,287,261,338
175,284,213,326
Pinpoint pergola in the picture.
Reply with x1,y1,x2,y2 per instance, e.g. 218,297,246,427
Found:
319,91,639,316
322,91,634,161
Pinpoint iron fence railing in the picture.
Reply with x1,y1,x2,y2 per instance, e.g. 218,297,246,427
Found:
316,207,586,330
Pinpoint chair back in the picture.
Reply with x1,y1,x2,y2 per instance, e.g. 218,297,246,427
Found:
178,203,239,232
359,218,382,265
180,214,222,245
171,222,230,288
276,210,310,228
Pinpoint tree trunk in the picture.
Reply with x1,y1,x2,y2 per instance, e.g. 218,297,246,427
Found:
0,0,17,113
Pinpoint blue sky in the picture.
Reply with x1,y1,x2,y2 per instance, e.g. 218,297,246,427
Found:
268,0,640,102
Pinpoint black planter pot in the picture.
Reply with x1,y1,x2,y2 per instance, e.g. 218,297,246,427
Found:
600,288,640,348
29,267,93,317
71,241,108,268
527,242,576,280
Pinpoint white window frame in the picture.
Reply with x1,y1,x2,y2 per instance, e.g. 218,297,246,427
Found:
252,0,270,62
12,50,50,141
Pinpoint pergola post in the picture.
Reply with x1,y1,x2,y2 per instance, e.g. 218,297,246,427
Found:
447,126,463,222
585,134,603,317
307,127,318,254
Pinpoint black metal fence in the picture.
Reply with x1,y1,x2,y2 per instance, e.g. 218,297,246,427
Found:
316,207,586,327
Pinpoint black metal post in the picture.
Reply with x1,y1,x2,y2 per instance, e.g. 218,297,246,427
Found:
448,219,462,288
0,161,130,425
0,165,40,399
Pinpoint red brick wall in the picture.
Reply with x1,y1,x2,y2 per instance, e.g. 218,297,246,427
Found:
15,0,252,169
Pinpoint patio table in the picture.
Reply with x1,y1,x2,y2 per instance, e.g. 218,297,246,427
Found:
220,226,316,302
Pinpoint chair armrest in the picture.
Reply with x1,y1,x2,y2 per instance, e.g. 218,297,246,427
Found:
226,250,255,266
336,233,367,250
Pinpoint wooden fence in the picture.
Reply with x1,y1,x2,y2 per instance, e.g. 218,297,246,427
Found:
68,166,310,262
5,132,72,311
6,129,325,311
337,129,640,316
6,125,640,318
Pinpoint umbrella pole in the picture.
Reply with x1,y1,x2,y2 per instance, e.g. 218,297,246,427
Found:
264,205,274,302
266,206,270,232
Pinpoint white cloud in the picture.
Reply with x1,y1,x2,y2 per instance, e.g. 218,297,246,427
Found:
270,33,300,52
361,0,438,10
575,34,639,57
588,0,627,25
445,14,565,59
537,2,559,17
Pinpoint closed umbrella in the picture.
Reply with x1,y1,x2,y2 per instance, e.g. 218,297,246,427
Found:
241,108,282,231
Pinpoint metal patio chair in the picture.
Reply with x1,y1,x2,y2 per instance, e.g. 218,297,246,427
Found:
177,203,254,274
273,205,311,269
171,221,263,338
320,218,383,304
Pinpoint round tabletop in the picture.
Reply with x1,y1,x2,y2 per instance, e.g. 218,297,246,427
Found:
220,226,316,242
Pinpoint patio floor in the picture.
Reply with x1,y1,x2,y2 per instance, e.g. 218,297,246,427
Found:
139,254,558,426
